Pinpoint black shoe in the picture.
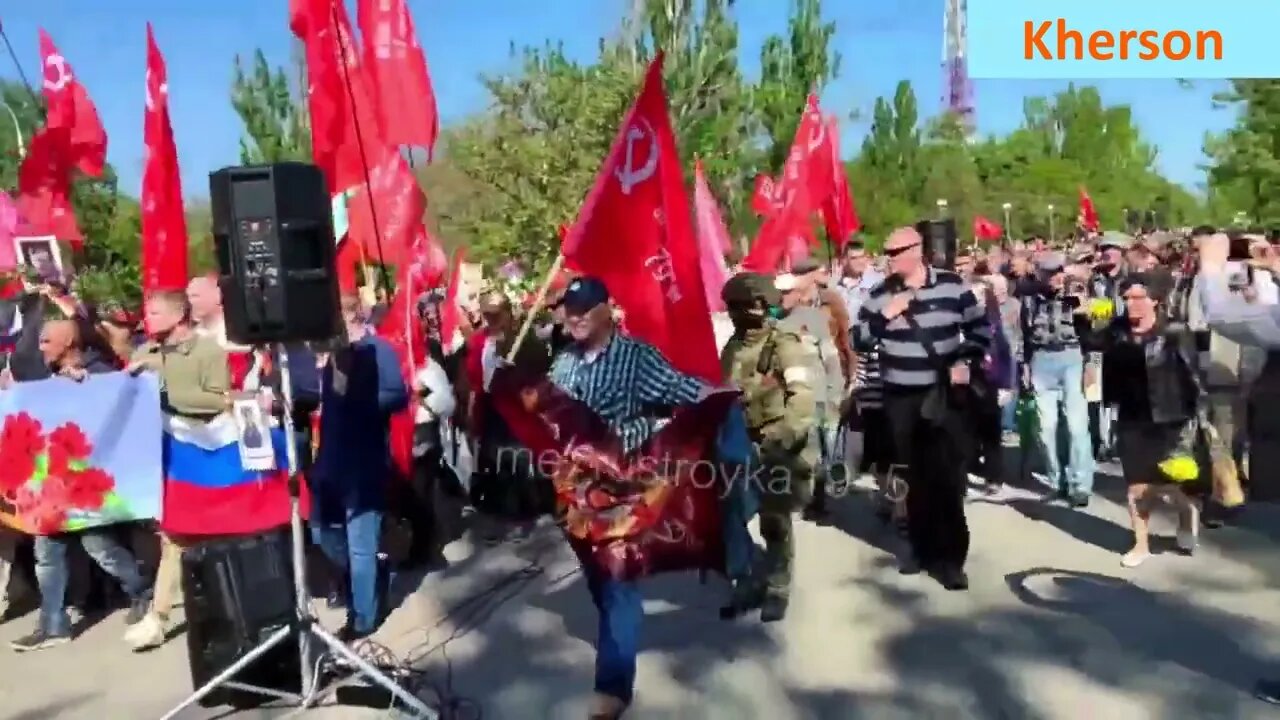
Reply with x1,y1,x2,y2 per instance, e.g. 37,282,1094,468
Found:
1069,492,1091,508
719,580,763,620
759,595,788,623
1256,679,1280,705
803,506,833,526
336,624,374,644
326,588,346,610
932,565,969,591
124,594,151,626
10,629,70,652
898,557,924,575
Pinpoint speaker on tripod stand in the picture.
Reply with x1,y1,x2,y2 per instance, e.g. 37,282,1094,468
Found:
163,162,436,719
209,162,341,345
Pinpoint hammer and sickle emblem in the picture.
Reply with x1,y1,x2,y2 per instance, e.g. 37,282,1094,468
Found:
614,118,659,195
806,114,827,153
144,69,168,112
43,54,71,93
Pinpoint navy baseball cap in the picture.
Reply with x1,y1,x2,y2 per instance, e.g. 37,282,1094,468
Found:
561,276,610,314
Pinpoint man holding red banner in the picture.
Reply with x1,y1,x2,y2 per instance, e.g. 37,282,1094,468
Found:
547,276,721,719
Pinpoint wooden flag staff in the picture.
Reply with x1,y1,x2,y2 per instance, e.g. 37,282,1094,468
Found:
505,253,566,363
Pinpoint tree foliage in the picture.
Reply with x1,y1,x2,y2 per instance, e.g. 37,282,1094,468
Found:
851,82,1198,245
1204,80,1280,228
231,46,311,164
753,0,840,172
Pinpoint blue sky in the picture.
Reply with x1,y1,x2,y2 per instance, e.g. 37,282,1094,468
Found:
3,0,1236,199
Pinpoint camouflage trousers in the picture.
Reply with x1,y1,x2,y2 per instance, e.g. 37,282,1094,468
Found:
755,473,812,599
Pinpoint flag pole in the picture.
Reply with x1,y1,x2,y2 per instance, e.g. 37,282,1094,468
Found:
329,0,393,299
0,22,36,101
505,254,564,363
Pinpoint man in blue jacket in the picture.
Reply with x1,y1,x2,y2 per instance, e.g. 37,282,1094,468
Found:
313,296,409,640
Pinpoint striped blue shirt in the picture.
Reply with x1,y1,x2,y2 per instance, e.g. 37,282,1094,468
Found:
855,268,991,387
549,332,703,453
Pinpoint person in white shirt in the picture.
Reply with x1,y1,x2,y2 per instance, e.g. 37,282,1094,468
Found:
408,357,457,566
834,240,884,327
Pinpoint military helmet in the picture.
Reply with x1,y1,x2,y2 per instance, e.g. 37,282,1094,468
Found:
721,271,780,307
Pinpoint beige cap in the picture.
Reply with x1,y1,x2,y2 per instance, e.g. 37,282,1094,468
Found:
774,273,800,292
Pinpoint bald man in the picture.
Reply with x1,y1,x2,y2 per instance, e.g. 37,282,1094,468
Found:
10,320,150,652
186,275,224,341
38,318,116,380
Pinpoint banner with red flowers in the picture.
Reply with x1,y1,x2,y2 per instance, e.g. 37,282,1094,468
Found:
0,372,163,534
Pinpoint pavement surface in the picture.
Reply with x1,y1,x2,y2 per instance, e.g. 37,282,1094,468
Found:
1,464,1279,720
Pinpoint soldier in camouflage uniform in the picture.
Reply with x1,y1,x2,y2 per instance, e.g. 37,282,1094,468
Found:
719,272,817,622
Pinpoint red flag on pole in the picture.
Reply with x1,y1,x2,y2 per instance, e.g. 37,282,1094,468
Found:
438,246,465,352
973,215,1003,242
38,28,107,178
140,24,189,293
819,115,859,251
742,97,831,272
16,127,80,245
356,0,439,158
1078,186,1100,233
692,158,732,312
561,53,719,382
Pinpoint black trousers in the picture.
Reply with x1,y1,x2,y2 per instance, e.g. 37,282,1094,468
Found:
883,386,970,568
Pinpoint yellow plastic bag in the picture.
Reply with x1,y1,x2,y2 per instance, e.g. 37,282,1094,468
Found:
1157,454,1199,483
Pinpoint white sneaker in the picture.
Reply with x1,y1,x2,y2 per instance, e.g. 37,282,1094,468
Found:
123,613,166,651
1121,550,1150,568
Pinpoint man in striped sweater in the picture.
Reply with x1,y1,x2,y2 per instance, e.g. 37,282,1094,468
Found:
855,227,991,590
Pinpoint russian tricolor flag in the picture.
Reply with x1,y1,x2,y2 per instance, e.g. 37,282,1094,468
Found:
160,413,308,535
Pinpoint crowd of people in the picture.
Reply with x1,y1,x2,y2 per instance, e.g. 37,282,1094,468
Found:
0,220,1278,718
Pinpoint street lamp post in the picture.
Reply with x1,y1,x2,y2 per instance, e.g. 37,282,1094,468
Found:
1047,203,1056,242
1001,202,1012,240
0,100,23,159
936,198,948,219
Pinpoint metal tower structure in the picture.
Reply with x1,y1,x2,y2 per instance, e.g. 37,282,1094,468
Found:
943,0,975,139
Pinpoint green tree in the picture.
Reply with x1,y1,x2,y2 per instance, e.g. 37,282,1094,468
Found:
231,47,311,164
753,0,840,173
848,80,922,238
1204,80,1280,227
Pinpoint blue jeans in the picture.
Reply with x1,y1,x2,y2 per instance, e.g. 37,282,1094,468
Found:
584,569,642,705
1030,348,1094,493
312,507,383,634
35,530,148,635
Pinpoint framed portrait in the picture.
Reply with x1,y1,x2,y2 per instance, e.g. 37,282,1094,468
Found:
13,235,63,283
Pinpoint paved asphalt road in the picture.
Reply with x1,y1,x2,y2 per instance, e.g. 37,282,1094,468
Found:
1,468,1279,720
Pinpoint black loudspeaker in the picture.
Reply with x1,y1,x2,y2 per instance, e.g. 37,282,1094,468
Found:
181,530,299,709
915,219,957,270
209,162,341,344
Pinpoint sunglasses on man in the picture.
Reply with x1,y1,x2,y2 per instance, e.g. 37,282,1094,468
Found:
884,242,920,258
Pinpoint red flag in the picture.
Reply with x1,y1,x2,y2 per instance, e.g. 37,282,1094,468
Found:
39,29,107,177
356,0,439,158
692,159,732,312
345,147,423,268
742,97,831,272
17,127,81,245
751,174,779,216
973,215,1003,242
1078,186,1100,232
561,53,719,382
291,0,384,194
140,25,188,293
438,246,465,351
376,226,445,480
819,115,859,250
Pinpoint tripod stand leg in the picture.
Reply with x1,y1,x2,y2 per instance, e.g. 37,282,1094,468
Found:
310,624,437,718
159,624,299,720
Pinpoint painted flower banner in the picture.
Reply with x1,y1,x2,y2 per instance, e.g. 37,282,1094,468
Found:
0,372,163,534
